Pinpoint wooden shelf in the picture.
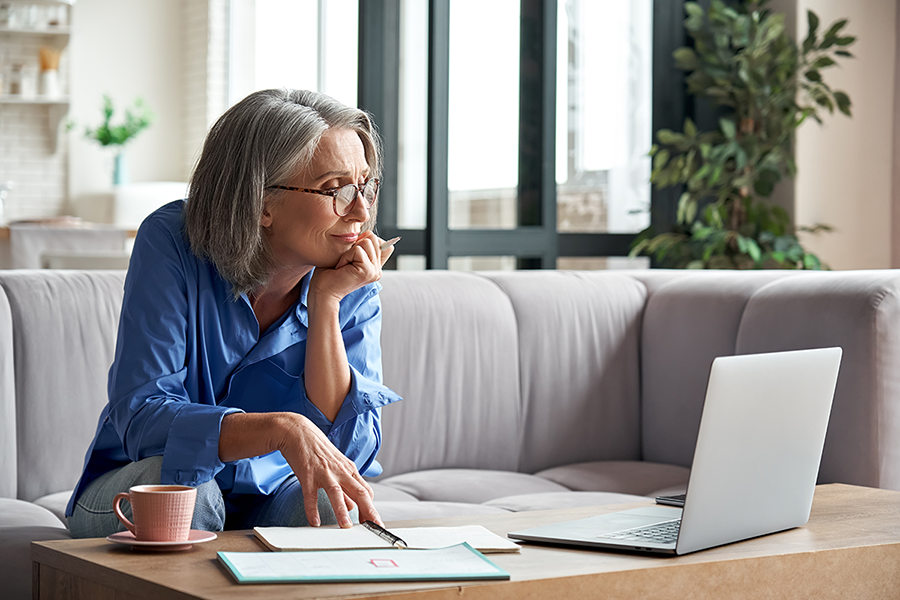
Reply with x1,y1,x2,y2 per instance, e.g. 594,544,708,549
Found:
0,96,68,104
0,25,70,35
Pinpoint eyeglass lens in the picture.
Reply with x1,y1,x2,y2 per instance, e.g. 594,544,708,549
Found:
335,180,378,215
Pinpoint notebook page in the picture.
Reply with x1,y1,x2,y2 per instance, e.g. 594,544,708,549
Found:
389,525,520,553
254,525,390,551
255,524,520,553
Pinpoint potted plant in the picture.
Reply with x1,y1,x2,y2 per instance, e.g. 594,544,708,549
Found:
630,0,855,269
84,95,155,186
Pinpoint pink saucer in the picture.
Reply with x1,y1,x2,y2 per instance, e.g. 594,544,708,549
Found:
106,529,217,552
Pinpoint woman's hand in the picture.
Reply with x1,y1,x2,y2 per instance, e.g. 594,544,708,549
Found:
219,412,382,528
274,412,381,528
309,232,392,308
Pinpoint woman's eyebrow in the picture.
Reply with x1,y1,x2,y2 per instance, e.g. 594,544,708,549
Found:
313,169,370,182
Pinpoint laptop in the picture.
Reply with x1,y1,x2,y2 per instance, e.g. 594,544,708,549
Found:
507,347,842,556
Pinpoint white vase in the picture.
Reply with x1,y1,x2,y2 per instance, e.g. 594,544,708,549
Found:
39,69,59,98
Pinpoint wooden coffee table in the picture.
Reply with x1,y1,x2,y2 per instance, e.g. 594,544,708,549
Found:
32,484,900,600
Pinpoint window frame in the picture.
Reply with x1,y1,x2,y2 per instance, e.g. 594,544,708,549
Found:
358,0,687,269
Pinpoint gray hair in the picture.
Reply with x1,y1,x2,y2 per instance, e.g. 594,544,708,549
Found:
185,89,382,296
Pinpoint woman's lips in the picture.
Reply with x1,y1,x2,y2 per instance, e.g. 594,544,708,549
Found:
333,233,359,244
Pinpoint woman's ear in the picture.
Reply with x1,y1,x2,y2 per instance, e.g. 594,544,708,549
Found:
261,203,274,229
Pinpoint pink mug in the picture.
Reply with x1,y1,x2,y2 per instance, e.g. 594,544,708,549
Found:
113,484,197,542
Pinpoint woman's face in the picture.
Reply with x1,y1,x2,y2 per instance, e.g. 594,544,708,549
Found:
262,127,372,272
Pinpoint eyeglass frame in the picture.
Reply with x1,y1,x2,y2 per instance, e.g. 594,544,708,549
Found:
266,177,380,217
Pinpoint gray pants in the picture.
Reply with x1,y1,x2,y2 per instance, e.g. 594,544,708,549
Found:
67,456,348,539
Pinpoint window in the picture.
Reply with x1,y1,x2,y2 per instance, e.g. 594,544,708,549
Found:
361,0,659,271
229,0,358,108
556,0,652,236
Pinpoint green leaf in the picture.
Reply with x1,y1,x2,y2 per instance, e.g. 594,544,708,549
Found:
676,192,691,223
674,47,700,71
720,118,737,139
835,50,853,58
653,149,671,172
694,226,714,241
803,10,819,53
762,14,785,45
657,129,682,145
684,118,698,138
836,36,856,46
685,2,705,30
823,19,847,39
803,254,821,270
833,91,851,116
747,238,762,262
805,70,822,82
812,56,836,69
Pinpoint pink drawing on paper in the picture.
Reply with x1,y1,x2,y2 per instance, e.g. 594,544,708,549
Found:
370,558,399,568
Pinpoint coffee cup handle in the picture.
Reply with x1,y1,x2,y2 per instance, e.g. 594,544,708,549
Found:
113,492,136,536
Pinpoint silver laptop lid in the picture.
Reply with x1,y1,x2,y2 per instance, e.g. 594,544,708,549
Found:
675,347,842,555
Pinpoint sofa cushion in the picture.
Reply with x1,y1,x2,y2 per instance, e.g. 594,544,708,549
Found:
638,271,794,468
0,498,70,600
376,469,570,504
0,497,67,529
535,460,691,496
0,270,125,502
368,482,419,502
484,271,646,473
485,491,651,512
377,271,522,477
377,501,510,523
33,490,72,526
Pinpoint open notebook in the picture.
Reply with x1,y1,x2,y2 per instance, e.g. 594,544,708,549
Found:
254,523,521,554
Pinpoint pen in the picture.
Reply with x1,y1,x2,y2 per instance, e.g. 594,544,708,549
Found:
363,520,408,548
379,237,401,252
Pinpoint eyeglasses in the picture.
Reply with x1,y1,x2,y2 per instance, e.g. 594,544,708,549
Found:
267,178,379,217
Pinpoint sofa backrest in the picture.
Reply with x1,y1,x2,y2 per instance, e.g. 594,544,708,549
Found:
734,271,900,490
4,267,900,499
0,270,125,502
483,271,646,473
634,270,793,468
635,269,900,491
377,271,522,476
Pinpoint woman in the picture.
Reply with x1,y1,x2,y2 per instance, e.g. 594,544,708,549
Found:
66,89,402,537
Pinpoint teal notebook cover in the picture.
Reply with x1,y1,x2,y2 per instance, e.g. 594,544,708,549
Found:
218,542,510,584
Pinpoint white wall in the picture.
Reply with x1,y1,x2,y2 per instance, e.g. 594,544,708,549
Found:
795,0,896,270
67,0,186,208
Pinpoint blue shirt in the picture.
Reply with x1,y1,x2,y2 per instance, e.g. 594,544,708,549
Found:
66,200,402,517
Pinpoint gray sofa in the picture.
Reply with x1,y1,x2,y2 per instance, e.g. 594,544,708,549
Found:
4,268,900,599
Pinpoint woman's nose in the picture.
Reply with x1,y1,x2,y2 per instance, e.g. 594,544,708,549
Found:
344,190,371,221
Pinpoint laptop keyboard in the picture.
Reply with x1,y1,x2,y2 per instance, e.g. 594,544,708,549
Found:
598,518,682,544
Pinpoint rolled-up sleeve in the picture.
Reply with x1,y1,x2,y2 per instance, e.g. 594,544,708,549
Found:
107,217,241,487
299,284,402,476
